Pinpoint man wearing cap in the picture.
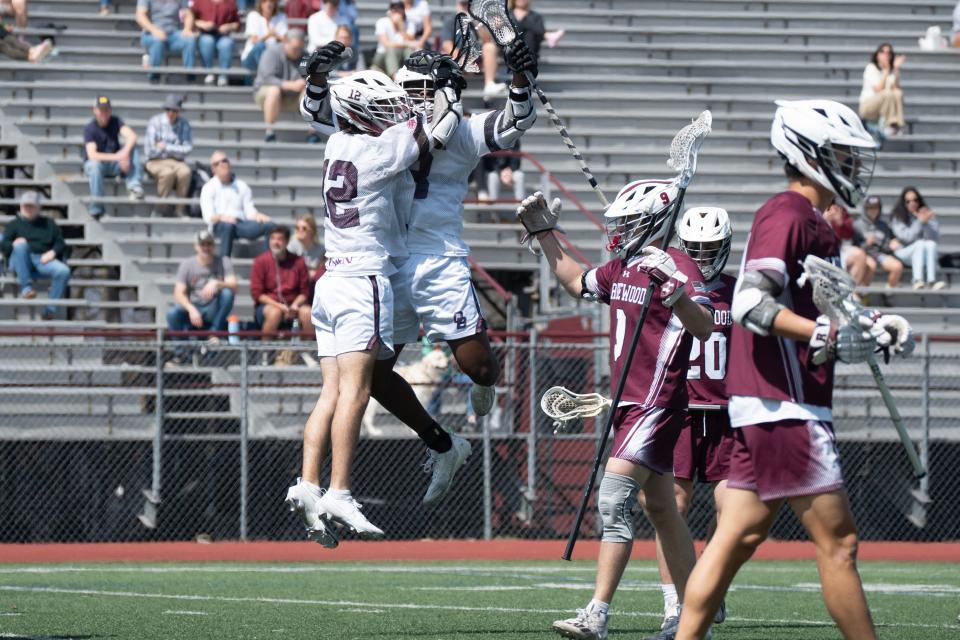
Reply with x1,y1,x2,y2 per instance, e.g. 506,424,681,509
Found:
0,192,71,320
200,150,273,257
83,96,145,218
166,229,238,364
254,29,308,143
144,94,194,217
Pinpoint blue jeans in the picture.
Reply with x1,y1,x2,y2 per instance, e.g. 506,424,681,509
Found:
84,147,144,216
241,41,266,83
166,288,236,334
894,239,938,283
9,242,71,315
213,219,273,257
197,33,234,72
141,30,197,74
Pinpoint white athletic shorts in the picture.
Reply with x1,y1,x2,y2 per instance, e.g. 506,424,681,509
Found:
311,274,394,358
392,254,487,345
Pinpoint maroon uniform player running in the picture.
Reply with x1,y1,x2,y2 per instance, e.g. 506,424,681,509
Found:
675,100,915,640
643,206,736,634
516,181,714,640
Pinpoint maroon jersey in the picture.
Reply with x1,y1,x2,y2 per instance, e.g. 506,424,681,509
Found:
727,191,841,427
585,248,710,409
686,273,736,407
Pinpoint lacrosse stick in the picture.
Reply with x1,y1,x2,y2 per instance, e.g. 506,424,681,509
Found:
541,386,612,434
449,13,482,73
468,0,609,208
799,255,926,479
562,111,713,561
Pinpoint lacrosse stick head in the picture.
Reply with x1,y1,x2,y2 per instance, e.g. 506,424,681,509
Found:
540,386,611,434
666,110,712,189
468,0,518,47
450,12,482,72
799,255,859,322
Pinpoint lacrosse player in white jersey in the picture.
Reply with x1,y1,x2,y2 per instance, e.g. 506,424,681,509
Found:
368,40,538,505
284,42,466,546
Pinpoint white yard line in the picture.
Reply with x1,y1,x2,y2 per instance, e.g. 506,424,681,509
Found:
0,585,955,631
161,610,208,616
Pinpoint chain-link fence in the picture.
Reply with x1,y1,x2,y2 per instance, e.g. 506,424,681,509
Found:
1,332,957,543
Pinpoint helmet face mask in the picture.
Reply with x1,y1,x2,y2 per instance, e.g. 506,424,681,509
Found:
397,50,439,118
679,238,730,280
604,179,680,257
816,141,876,209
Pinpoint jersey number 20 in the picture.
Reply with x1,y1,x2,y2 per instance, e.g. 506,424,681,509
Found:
688,331,727,381
323,159,359,228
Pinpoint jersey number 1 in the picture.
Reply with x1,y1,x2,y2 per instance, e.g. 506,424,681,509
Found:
323,159,359,228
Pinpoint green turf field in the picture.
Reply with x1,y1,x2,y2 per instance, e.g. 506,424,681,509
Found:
0,560,957,639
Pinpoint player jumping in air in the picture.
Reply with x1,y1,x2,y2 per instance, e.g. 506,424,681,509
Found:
516,181,714,640
284,42,465,546
642,206,736,635
674,99,915,640
370,39,538,505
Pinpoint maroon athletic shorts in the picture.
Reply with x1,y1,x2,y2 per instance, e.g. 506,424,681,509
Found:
673,409,734,483
611,404,684,475
726,419,844,501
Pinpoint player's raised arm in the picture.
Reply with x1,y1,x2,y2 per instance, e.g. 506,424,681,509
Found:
298,41,348,137
516,192,585,298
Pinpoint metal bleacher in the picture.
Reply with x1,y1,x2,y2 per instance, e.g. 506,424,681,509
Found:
0,0,959,331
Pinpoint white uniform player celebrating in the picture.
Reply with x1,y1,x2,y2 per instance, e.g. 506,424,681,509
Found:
369,41,539,505
284,42,465,546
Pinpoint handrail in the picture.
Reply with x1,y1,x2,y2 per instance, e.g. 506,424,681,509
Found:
467,255,513,302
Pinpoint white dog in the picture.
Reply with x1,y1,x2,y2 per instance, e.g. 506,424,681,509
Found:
362,348,450,436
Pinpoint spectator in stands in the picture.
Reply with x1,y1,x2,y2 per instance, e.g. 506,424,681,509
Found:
852,195,904,288
372,1,412,77
307,0,342,52
284,0,316,20
144,93,193,217
0,192,70,320
241,0,288,81
823,202,869,287
333,23,360,73
100,0,110,15
189,0,240,86
859,42,906,137
337,0,359,49
511,0,564,61
0,23,53,63
200,150,274,257
254,28,309,143
891,186,946,290
83,95,145,218
479,141,524,203
441,1,503,99
401,0,431,51
0,0,27,29
954,1,960,48
287,213,325,286
136,0,197,84
166,229,238,364
250,225,312,345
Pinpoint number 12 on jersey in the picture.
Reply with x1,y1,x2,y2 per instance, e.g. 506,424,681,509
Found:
688,331,727,380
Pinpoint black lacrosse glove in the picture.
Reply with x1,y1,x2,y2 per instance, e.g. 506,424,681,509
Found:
298,41,347,79
430,55,467,99
504,37,538,77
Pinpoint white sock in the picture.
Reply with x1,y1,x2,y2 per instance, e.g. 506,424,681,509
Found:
327,489,351,499
661,584,679,618
587,599,609,617
300,479,323,499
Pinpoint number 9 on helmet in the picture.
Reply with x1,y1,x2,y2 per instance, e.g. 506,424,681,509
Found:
603,179,681,256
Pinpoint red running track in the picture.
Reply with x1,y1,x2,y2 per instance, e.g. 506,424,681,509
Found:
0,540,958,563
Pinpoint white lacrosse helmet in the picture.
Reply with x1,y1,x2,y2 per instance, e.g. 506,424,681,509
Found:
677,206,732,280
396,50,437,117
771,99,877,207
604,179,681,256
329,70,413,136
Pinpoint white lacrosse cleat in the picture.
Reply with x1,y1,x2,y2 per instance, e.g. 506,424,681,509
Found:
317,490,385,539
552,606,608,640
713,599,726,624
470,384,496,417
646,614,711,640
422,433,473,505
284,478,339,549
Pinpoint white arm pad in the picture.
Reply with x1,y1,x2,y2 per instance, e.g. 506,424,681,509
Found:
731,270,785,336
300,83,336,137
430,86,463,149
497,85,536,146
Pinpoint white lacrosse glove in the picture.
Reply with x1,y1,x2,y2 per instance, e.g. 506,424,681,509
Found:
638,246,688,307
516,191,561,254
809,314,877,366
874,313,915,358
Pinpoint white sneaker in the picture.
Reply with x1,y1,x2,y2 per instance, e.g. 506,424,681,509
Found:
648,615,678,639
552,606,608,640
217,75,228,87
284,478,339,549
204,73,216,85
422,433,472,505
317,490,384,539
483,81,507,99
470,384,495,417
